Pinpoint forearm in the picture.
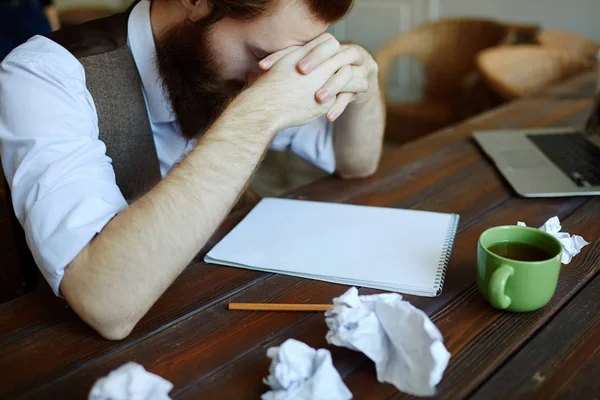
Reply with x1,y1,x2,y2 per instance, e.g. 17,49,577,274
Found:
61,94,276,340
334,71,385,179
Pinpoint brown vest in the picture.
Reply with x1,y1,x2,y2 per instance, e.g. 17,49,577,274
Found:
46,10,161,202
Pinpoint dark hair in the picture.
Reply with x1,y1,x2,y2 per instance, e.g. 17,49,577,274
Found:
201,0,354,23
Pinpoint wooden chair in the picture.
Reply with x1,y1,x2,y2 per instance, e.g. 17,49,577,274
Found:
537,30,600,60
476,45,594,100
374,18,539,145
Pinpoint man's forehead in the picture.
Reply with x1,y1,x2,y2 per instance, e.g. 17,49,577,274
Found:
246,0,329,53
256,30,328,55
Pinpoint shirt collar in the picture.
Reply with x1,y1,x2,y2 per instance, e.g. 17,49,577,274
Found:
127,0,175,123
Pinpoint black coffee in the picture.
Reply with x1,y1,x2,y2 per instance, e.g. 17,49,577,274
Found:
488,241,554,262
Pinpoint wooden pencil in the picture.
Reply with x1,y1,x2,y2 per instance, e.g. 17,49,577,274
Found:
228,303,332,312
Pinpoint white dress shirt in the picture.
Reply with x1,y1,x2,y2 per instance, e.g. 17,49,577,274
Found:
0,0,336,296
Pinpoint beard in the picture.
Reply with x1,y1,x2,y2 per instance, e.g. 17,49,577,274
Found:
154,18,246,139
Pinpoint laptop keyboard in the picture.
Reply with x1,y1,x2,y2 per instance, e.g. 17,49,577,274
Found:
527,133,600,187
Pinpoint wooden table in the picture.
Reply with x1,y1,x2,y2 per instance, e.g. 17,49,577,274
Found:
1,73,599,399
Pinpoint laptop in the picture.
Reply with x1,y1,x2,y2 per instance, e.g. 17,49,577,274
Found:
473,93,600,197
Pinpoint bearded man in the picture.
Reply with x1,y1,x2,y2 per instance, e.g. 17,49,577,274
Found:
0,0,384,339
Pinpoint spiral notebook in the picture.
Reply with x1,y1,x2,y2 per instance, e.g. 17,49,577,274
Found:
205,198,459,297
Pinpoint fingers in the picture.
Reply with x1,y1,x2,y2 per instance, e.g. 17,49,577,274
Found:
258,46,301,70
316,65,352,102
259,33,335,70
316,65,369,103
326,92,357,122
317,45,365,77
297,37,341,74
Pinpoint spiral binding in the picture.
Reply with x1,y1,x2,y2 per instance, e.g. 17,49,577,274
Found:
434,214,460,296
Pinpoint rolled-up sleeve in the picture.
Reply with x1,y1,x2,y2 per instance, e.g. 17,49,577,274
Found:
0,37,128,295
270,115,336,174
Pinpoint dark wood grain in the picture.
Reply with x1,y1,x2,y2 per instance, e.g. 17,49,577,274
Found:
166,195,593,400
469,271,600,400
0,83,575,398
0,263,270,398
0,287,67,346
347,200,600,400
15,119,511,399
418,212,598,400
338,204,599,400
0,72,598,400
18,89,595,398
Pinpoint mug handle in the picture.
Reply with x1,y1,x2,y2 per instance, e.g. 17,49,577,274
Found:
489,264,514,309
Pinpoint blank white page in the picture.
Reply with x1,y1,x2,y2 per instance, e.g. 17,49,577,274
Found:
205,198,459,296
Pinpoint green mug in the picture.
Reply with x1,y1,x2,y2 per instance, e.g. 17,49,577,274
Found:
477,225,563,312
